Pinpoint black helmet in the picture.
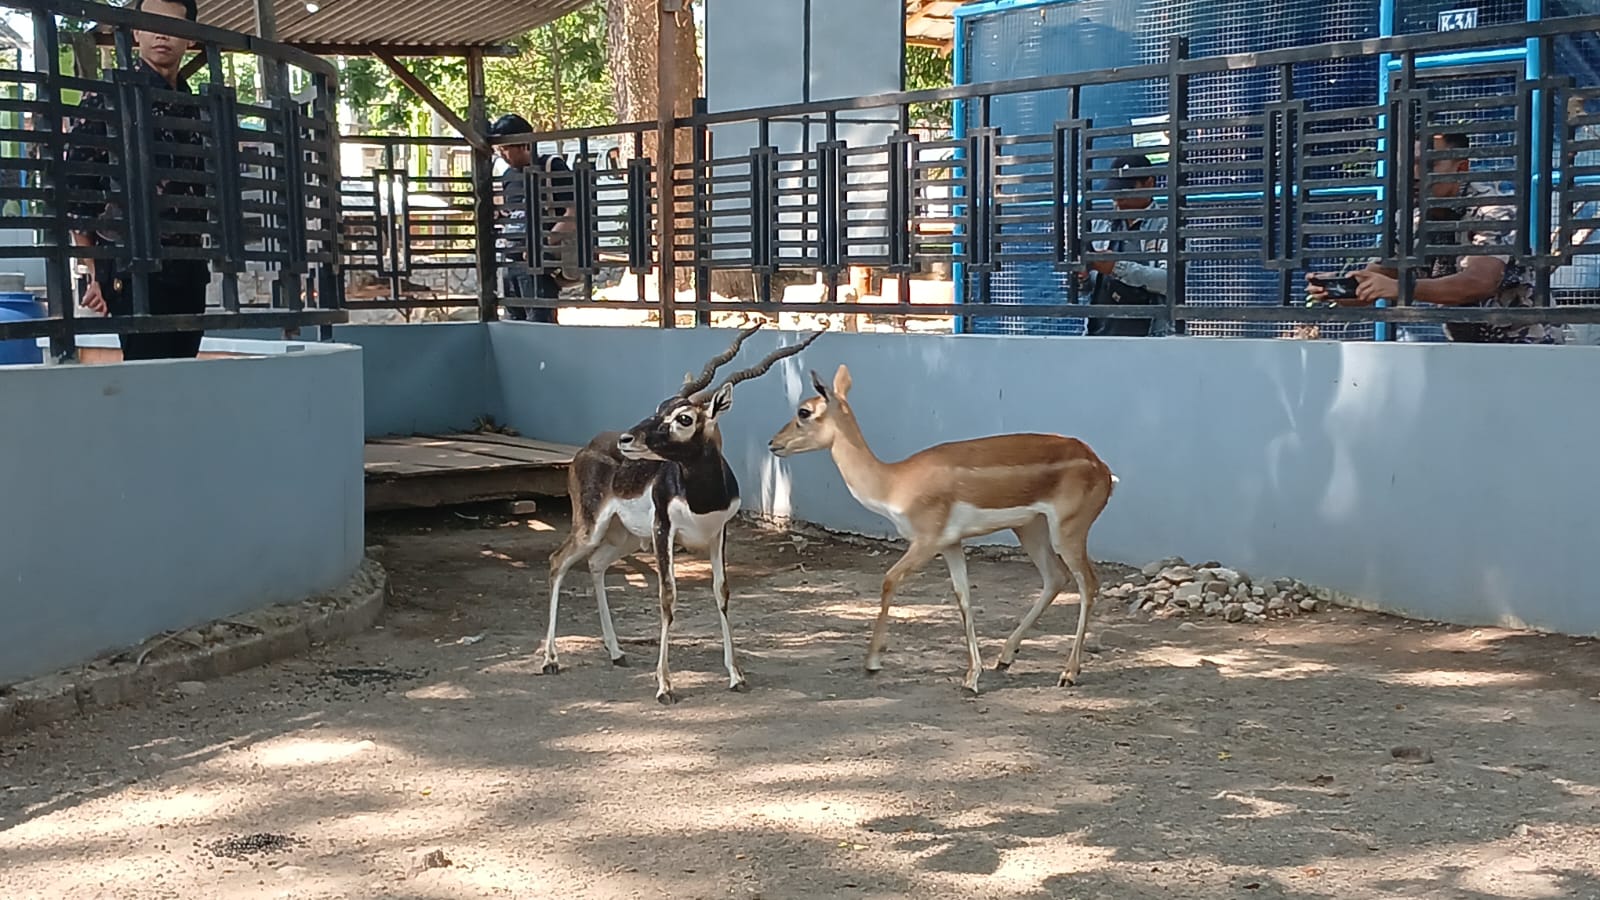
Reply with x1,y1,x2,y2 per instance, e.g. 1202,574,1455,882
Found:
487,113,534,138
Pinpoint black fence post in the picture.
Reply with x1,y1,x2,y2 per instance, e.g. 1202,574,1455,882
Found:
33,11,74,361
693,97,713,326
1162,35,1187,337
467,48,497,323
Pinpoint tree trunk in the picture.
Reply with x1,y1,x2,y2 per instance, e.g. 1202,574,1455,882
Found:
607,0,702,291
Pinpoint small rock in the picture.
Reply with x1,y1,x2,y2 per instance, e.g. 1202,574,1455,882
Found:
1199,560,1222,569
1246,613,1266,624
208,624,231,641
1203,601,1224,617
1224,603,1246,623
1206,567,1244,586
277,866,309,880
1300,598,1320,613
1143,557,1186,577
1161,566,1197,585
1243,602,1265,616
1174,583,1206,604
508,500,540,516
1513,823,1538,838
1204,581,1229,597
1177,622,1200,632
1127,573,1149,587
1267,597,1286,612
1390,746,1434,765
1251,585,1267,599
413,849,452,874
176,681,207,697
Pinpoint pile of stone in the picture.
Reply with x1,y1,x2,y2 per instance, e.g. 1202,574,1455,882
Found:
1106,557,1327,624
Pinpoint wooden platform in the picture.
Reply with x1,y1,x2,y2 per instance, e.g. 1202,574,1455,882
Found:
364,433,581,512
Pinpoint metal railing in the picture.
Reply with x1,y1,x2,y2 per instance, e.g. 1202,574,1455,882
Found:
0,0,343,359
479,12,1600,338
339,136,476,311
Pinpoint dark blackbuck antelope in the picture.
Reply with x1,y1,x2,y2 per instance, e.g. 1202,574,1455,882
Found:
769,365,1118,694
543,323,825,704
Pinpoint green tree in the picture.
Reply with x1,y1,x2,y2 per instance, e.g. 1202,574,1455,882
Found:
904,44,952,133
335,3,611,136
486,3,613,129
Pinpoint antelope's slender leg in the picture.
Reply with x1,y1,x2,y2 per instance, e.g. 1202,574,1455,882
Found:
544,521,604,674
587,523,634,665
940,546,984,694
865,540,940,674
653,523,680,704
1052,518,1101,687
998,517,1070,670
709,528,747,691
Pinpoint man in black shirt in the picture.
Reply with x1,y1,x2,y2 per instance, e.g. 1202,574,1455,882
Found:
487,113,575,324
65,0,210,360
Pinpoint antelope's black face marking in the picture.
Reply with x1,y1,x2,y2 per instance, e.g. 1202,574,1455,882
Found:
621,384,735,464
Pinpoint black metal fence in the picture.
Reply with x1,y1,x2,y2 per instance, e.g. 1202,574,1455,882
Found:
0,0,343,359
477,11,1600,339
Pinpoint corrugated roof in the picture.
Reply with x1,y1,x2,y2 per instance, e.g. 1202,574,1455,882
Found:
197,0,593,53
905,0,970,52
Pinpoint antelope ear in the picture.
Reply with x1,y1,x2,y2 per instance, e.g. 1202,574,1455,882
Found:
708,383,735,419
833,364,853,399
810,369,829,400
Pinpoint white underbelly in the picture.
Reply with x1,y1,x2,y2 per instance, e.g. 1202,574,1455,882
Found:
939,501,1052,546
604,494,657,539
668,496,740,550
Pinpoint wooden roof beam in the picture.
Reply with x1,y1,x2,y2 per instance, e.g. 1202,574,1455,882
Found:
375,50,489,153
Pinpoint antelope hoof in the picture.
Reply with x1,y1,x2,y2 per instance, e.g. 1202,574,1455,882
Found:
962,682,981,696
994,659,1012,672
864,664,882,677
541,661,561,675
729,679,750,693
1058,672,1078,688
611,655,629,668
656,689,678,705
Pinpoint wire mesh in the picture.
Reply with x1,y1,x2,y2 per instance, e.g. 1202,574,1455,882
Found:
960,0,1382,337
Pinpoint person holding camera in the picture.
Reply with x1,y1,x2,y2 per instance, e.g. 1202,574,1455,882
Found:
1081,153,1176,337
1306,131,1563,344
487,113,577,324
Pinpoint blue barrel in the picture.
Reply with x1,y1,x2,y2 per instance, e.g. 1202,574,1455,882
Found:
0,291,46,365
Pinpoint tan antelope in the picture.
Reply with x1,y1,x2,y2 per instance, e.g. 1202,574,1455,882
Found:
767,365,1117,693
543,323,825,704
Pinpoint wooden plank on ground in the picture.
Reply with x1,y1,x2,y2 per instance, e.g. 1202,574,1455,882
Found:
369,435,571,466
364,442,524,478
438,433,583,456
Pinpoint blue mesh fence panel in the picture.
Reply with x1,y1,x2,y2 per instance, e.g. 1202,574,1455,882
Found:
959,0,1381,337
1391,0,1527,34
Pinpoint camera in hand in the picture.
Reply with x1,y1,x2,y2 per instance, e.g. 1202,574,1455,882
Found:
1309,275,1358,299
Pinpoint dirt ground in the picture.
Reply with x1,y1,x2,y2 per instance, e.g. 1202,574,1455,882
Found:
4,504,1600,900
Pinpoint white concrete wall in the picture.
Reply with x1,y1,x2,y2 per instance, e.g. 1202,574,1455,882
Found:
486,323,1600,636
0,339,366,684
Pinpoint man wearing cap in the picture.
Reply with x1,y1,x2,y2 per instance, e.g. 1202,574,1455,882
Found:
487,113,575,323
1082,153,1174,337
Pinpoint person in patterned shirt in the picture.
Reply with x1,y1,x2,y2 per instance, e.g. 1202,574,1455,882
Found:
64,0,211,360
1306,130,1564,344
